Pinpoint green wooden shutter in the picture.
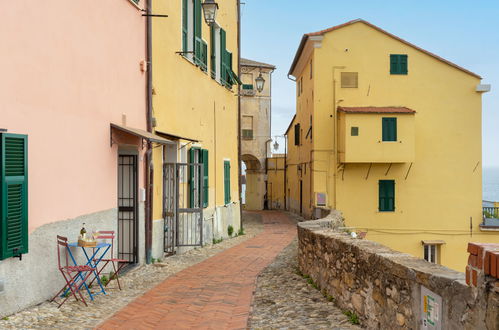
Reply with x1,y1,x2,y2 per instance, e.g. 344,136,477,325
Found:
189,148,195,207
201,149,208,208
379,180,395,212
182,0,188,53
1,133,28,260
220,28,227,86
227,51,234,86
382,118,397,141
224,161,230,204
390,54,408,75
400,55,408,74
210,25,216,79
201,40,208,72
193,0,202,65
390,54,398,74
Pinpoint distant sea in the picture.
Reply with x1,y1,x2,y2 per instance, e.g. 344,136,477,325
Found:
483,167,499,202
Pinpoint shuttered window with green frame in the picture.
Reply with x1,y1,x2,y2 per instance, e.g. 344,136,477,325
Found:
382,117,397,141
224,161,231,205
210,25,217,78
390,54,408,75
1,133,28,260
188,147,208,208
379,180,395,212
182,0,189,53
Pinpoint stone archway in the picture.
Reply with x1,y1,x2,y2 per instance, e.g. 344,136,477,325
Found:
241,154,265,210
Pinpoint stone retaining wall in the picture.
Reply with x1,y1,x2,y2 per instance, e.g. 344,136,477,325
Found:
298,216,499,329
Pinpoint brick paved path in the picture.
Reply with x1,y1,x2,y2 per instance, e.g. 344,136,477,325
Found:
98,211,296,330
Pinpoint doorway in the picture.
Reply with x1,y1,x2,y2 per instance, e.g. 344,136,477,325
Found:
117,154,138,264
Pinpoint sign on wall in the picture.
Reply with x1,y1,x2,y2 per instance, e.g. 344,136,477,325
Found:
421,286,442,330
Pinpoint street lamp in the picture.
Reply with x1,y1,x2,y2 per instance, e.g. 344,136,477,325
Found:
255,73,265,93
202,0,219,25
273,140,279,151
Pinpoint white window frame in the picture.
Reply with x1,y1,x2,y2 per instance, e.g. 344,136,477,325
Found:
186,0,194,61
423,244,438,264
214,23,221,83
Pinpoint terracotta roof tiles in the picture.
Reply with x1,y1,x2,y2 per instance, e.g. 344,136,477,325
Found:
337,106,416,114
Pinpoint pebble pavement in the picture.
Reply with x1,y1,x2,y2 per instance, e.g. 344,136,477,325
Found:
0,214,263,329
248,239,362,329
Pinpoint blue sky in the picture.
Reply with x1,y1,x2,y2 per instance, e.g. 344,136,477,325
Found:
240,0,499,167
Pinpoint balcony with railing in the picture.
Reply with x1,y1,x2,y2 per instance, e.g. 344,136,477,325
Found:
481,207,499,230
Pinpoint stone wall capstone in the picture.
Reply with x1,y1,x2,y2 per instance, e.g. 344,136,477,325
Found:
297,216,499,329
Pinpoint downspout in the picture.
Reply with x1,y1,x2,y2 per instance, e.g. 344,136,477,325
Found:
145,0,153,264
237,0,243,229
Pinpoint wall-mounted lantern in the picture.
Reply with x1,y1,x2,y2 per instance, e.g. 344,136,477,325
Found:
255,73,265,93
202,0,219,25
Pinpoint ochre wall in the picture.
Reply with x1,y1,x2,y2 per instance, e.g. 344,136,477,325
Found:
267,157,286,210
0,0,147,232
288,21,497,271
286,50,315,218
339,113,415,163
151,0,240,220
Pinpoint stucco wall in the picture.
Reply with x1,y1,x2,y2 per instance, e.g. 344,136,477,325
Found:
0,0,147,232
286,21,494,271
298,218,498,329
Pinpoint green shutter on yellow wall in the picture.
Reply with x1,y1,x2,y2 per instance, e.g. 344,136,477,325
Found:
1,133,28,260
201,149,208,208
379,180,395,212
382,118,397,141
390,54,408,74
189,148,195,207
193,0,202,66
224,161,231,204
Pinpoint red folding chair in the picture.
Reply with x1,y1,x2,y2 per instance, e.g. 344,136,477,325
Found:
90,231,128,290
51,235,95,308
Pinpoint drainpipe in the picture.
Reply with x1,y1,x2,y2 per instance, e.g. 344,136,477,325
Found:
332,66,345,210
145,0,153,264
237,0,243,229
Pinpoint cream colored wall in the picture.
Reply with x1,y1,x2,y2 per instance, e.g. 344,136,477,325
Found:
151,0,240,221
241,66,272,210
290,21,497,271
339,113,415,163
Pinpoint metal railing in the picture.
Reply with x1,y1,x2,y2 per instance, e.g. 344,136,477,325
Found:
483,207,499,219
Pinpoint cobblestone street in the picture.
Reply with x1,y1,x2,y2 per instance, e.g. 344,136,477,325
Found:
249,239,361,329
0,214,264,329
1,212,362,329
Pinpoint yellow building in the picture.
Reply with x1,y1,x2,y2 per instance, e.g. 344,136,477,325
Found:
286,19,496,271
151,0,241,257
266,154,286,210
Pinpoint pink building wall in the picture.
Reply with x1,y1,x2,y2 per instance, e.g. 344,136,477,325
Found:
0,0,147,232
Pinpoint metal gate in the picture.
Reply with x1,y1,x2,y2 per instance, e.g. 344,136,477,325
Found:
163,162,203,253
117,154,138,263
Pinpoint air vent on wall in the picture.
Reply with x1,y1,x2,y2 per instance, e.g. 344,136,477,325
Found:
341,72,358,88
